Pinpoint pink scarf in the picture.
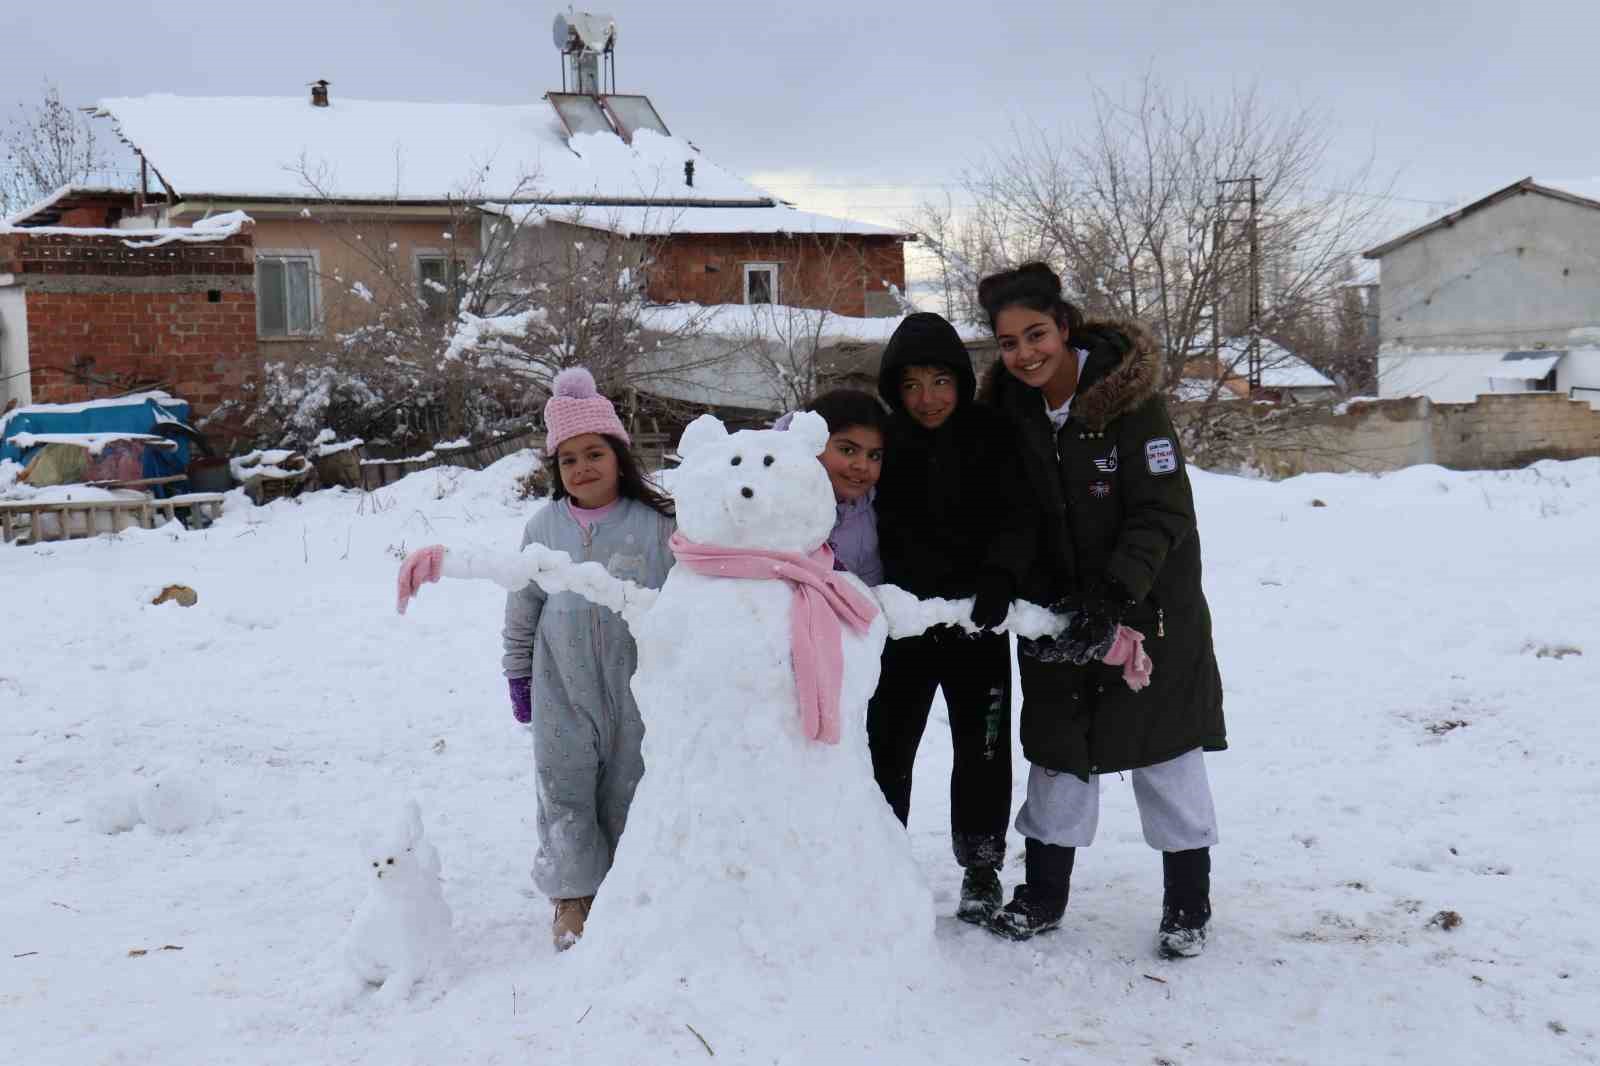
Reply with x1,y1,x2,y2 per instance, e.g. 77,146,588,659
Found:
669,532,879,745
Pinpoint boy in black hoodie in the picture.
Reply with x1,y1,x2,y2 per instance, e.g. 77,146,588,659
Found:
870,311,1038,923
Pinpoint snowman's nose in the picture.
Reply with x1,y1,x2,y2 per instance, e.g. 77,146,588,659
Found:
740,487,754,499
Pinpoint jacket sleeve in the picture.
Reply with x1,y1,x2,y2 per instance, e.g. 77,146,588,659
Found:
1103,396,1196,602
978,415,1040,590
500,513,549,678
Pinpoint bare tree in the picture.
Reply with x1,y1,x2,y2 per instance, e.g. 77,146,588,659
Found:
244,162,734,448
1,80,112,216
908,74,1393,392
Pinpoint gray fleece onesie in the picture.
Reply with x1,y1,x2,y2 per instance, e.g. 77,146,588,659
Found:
502,497,676,898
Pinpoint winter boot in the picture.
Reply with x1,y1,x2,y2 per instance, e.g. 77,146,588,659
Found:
552,895,594,952
1157,847,1211,959
986,839,1074,941
956,865,1003,924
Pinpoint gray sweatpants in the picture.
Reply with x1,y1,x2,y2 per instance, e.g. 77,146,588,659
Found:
530,693,646,899
1014,748,1219,852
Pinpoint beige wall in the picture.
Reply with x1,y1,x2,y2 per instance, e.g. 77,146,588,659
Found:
163,205,480,361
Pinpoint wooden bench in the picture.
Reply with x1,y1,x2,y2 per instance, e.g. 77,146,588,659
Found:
0,491,226,545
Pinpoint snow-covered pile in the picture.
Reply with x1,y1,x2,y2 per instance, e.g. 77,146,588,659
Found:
2,453,1597,1065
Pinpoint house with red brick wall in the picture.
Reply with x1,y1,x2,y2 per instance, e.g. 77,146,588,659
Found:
2,20,909,434
0,212,257,439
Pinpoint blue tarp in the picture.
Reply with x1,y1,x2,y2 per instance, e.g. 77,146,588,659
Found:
0,392,195,478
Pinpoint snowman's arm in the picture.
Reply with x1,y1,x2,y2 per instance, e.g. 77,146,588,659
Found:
870,583,1069,641
439,544,657,631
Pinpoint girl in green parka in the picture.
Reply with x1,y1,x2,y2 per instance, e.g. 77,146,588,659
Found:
975,262,1226,958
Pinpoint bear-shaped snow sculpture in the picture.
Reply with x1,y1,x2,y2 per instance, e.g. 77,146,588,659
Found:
338,800,454,1005
574,412,935,975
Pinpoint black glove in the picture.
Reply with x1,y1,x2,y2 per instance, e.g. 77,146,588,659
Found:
969,570,1015,631
1020,577,1134,665
1057,601,1119,665
1058,576,1135,664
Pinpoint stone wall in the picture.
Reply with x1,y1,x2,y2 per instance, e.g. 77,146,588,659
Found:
1180,392,1600,476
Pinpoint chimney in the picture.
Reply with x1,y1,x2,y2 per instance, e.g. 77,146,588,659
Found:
684,160,695,188
310,80,330,107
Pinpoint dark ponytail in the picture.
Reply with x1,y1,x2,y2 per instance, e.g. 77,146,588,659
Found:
976,261,1084,334
805,388,888,438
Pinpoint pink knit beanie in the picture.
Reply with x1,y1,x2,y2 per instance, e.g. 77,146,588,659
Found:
544,367,629,456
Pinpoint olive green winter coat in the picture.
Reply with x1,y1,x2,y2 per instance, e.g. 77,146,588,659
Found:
981,318,1226,779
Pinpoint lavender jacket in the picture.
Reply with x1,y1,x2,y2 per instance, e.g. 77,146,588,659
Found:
829,488,883,586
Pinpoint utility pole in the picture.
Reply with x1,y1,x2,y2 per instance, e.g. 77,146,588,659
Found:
1217,175,1263,393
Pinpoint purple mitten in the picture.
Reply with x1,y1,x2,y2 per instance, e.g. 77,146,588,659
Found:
508,676,532,724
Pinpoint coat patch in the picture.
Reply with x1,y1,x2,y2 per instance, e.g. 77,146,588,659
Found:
1089,480,1113,498
1092,445,1119,473
1145,438,1177,475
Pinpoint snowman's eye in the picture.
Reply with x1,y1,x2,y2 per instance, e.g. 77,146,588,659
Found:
730,456,742,466
763,455,774,466
386,858,394,865
372,861,378,868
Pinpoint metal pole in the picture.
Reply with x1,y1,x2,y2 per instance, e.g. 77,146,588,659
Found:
1248,175,1262,393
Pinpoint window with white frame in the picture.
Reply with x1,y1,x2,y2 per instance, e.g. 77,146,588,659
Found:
416,253,466,319
256,252,319,337
743,262,779,305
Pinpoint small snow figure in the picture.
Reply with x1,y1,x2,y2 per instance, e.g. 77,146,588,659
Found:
135,768,216,834
339,800,453,1005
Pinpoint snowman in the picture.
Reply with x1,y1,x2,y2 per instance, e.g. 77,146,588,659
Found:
403,411,1131,978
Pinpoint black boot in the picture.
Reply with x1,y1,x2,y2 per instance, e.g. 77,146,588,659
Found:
1158,847,1211,958
956,865,1003,924
986,838,1074,941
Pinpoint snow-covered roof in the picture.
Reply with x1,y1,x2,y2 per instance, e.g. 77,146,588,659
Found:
0,210,250,245
484,202,908,239
7,432,177,455
1377,345,1597,404
1173,377,1242,403
1215,338,1337,389
640,302,986,344
0,391,179,441
96,94,777,206
1,183,136,227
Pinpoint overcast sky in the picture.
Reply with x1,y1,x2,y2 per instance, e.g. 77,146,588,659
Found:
4,0,1596,242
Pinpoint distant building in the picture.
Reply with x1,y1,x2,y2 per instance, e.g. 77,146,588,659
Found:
1363,177,1600,409
1180,337,1339,405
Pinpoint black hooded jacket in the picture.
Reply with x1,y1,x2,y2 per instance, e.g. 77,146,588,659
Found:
873,312,1038,601
980,318,1225,778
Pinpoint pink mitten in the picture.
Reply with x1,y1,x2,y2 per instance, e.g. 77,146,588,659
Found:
1102,625,1153,691
396,545,447,615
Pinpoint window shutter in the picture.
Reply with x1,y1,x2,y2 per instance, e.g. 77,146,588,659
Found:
258,258,287,336
286,259,313,334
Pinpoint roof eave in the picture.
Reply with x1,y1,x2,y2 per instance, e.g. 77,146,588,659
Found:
1363,177,1600,259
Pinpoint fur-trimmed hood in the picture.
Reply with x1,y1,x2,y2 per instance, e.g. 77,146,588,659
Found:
981,317,1165,431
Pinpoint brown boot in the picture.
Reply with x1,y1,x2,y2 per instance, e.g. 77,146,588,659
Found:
552,896,594,951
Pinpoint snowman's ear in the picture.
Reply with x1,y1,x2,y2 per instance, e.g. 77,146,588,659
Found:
398,800,423,845
787,410,829,456
677,413,728,459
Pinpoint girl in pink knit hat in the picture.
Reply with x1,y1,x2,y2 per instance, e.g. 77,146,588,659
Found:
397,366,676,952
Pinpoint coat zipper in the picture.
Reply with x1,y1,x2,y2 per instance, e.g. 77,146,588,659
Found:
579,520,609,709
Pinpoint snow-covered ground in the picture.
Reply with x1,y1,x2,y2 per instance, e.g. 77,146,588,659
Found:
3,456,1597,1065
